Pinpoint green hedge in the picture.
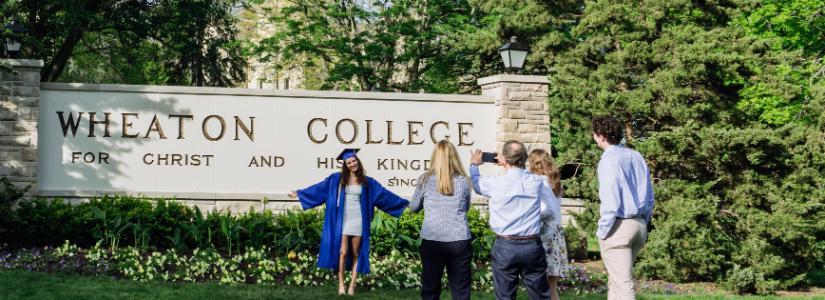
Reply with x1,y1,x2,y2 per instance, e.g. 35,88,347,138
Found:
0,180,502,260
0,187,326,257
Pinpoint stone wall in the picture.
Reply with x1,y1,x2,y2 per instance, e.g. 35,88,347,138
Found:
478,74,551,153
475,74,583,225
0,61,584,224
0,59,42,194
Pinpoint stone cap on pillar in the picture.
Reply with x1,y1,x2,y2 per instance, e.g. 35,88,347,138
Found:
0,59,44,68
477,74,548,87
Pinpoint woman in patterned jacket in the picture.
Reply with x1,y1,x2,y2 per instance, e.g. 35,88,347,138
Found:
409,140,473,300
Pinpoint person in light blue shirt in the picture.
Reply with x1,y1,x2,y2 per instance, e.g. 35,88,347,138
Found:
592,116,655,300
469,140,557,300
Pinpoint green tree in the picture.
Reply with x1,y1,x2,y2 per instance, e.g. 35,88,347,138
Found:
1,0,246,86
734,0,825,126
459,0,582,77
547,0,825,294
151,0,247,86
254,0,481,92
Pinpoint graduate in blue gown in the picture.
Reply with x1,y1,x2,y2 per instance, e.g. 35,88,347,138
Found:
289,148,409,295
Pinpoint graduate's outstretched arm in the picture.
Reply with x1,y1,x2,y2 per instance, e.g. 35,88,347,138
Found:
296,175,335,210
370,179,410,217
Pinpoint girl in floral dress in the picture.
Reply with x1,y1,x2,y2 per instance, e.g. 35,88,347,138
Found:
528,149,569,300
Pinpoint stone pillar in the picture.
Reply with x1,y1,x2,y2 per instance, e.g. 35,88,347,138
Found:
476,74,586,226
477,74,550,152
0,59,43,194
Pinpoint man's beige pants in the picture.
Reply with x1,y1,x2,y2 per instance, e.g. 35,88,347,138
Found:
598,218,647,300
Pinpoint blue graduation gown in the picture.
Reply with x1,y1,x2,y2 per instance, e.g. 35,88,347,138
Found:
297,173,409,274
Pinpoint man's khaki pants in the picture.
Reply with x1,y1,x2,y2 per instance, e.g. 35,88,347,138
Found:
598,218,647,300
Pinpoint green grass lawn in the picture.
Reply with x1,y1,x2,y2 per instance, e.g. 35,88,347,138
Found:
1,271,822,300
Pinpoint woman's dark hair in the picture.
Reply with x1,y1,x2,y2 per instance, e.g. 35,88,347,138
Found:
340,156,367,187
591,115,624,145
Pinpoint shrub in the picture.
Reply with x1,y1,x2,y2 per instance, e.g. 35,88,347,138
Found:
0,176,30,247
11,197,83,248
0,241,606,292
3,195,327,256
371,207,494,261
4,195,495,260
563,225,588,261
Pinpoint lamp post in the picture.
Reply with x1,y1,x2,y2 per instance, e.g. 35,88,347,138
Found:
498,36,529,73
4,19,26,59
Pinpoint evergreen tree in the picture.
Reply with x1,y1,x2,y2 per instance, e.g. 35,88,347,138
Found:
548,0,825,293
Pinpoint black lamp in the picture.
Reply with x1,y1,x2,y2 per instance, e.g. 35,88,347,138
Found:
4,19,26,58
498,36,529,73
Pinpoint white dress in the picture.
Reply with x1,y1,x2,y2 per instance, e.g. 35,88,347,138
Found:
342,185,363,236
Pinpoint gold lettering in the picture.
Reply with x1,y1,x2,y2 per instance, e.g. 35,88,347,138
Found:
307,118,328,144
170,154,183,166
99,152,110,164
386,121,404,145
168,114,193,139
336,119,358,144
88,112,111,138
457,122,474,146
202,115,226,141
249,156,260,167
407,121,424,145
203,155,214,166
156,153,169,165
365,120,383,144
144,114,167,139
430,121,450,143
234,116,255,141
250,156,285,168
57,111,83,137
122,113,139,138
317,157,331,169
377,159,389,170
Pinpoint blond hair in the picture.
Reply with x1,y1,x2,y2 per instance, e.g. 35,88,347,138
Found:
528,149,562,197
422,140,468,195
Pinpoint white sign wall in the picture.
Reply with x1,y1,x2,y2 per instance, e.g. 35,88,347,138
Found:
37,85,495,199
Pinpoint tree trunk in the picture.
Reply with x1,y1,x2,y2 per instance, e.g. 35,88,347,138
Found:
41,0,103,82
43,29,85,82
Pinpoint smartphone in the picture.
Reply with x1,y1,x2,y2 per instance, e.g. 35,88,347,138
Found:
481,152,498,163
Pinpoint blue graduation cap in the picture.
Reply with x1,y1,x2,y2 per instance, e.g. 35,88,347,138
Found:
336,148,360,161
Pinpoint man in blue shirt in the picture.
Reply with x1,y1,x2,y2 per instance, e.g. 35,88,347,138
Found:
592,116,655,300
470,140,557,300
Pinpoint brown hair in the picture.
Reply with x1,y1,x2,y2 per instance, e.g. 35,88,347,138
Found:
591,115,623,145
528,149,562,197
340,156,367,187
422,140,468,196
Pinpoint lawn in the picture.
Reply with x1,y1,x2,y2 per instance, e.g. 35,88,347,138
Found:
1,271,822,300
